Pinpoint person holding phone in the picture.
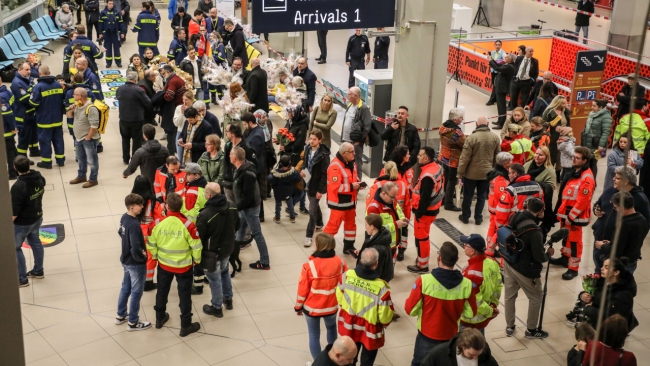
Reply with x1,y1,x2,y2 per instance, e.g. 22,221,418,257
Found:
486,40,506,106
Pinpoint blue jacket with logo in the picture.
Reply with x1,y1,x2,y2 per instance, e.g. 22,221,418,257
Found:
167,37,187,65
65,35,104,72
29,76,65,128
99,7,126,35
64,83,94,129
11,73,35,122
0,85,16,137
132,10,160,47
83,68,104,102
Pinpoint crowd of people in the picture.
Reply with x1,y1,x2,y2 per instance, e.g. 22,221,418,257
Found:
4,1,648,365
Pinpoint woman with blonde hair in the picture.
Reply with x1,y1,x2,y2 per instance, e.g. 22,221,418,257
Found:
525,145,557,234
197,134,225,185
295,233,347,360
500,106,531,138
308,93,337,147
542,95,571,172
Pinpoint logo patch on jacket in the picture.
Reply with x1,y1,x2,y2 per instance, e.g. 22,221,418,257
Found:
583,189,589,195
333,176,338,182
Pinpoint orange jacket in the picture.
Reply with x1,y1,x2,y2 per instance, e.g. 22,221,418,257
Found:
412,161,444,216
557,167,595,226
495,175,543,227
187,18,205,38
153,165,187,203
487,167,510,215
365,177,411,216
140,199,163,243
326,154,358,210
295,254,348,316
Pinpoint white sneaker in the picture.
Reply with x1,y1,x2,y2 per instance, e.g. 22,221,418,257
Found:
304,238,312,247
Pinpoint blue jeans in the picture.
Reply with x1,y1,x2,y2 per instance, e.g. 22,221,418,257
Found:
117,264,146,324
461,178,489,221
205,257,233,309
14,217,44,283
236,205,270,265
411,331,446,366
275,197,295,218
292,190,307,211
75,138,99,181
195,88,204,103
575,25,588,44
268,95,276,104
593,243,604,274
305,313,337,359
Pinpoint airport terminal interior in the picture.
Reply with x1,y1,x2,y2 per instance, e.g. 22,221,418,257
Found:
7,0,650,365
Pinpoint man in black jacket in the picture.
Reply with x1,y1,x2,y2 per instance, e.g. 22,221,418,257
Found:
616,73,647,119
231,146,270,270
508,47,539,110
117,71,152,164
245,58,269,113
380,106,420,167
178,107,213,163
575,0,594,45
421,329,498,366
84,0,101,41
224,19,248,67
597,191,649,274
302,129,330,246
11,155,46,287
171,6,191,32
503,198,554,339
293,57,317,109
525,71,559,107
489,54,515,129
222,122,257,203
197,182,240,317
243,112,267,219
123,124,169,186
312,336,357,366
138,70,157,125
116,193,151,330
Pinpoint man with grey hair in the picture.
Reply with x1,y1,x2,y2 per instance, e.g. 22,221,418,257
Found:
116,70,152,164
439,108,466,212
509,46,538,110
486,151,513,256
457,116,501,225
336,246,393,365
367,181,407,253
312,335,358,366
138,69,157,125
193,100,221,136
340,87,372,180
292,56,317,108
69,87,100,188
526,71,559,107
324,142,363,256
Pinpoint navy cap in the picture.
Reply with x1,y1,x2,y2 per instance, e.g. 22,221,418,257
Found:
460,234,486,253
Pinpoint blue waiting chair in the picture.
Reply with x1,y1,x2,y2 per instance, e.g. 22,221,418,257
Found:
13,27,52,54
0,60,13,68
3,33,37,55
0,38,31,59
27,21,57,41
42,16,66,37
30,18,64,39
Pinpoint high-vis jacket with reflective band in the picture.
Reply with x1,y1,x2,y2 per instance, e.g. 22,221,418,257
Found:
488,173,509,215
99,8,126,35
495,175,543,227
154,165,187,203
460,255,503,328
11,73,35,121
147,211,201,270
336,268,394,350
167,38,188,65
557,167,595,226
501,135,533,165
404,272,477,341
615,112,650,153
181,177,207,223
0,85,16,137
29,76,65,128
63,36,104,71
327,154,358,210
83,68,105,102
366,176,411,218
295,254,348,317
132,10,160,47
411,161,444,215
366,191,405,248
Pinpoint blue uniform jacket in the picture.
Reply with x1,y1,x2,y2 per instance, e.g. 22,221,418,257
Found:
99,7,126,35
213,42,226,66
65,36,104,72
11,73,35,122
64,83,94,129
30,76,65,128
0,85,16,137
132,10,160,47
167,37,188,65
83,68,104,102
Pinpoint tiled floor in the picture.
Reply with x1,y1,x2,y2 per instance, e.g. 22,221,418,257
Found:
14,0,650,365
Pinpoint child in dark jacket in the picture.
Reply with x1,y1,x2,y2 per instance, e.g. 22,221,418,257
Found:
567,322,595,366
269,155,301,223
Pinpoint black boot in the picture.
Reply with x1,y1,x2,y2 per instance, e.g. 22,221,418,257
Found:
143,281,157,291
549,255,569,268
396,247,406,261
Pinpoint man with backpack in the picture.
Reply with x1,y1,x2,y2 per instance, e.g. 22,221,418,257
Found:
502,197,553,339
68,88,100,188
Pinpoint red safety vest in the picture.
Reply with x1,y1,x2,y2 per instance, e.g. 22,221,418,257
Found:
326,155,358,210
495,175,544,227
411,161,444,214
557,167,595,226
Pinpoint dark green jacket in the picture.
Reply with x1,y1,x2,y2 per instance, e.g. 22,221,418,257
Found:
197,150,225,185
582,108,612,149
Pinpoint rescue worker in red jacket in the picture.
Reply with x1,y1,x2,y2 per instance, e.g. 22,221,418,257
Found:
550,146,595,280
323,142,364,255
131,175,163,291
486,152,513,257
408,146,445,273
366,180,407,264
295,233,348,360
494,163,544,229
382,145,415,261
153,155,187,216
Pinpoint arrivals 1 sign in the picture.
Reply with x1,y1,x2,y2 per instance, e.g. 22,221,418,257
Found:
569,49,607,145
252,0,396,33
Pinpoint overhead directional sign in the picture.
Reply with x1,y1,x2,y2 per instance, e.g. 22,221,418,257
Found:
575,49,607,73
252,0,396,33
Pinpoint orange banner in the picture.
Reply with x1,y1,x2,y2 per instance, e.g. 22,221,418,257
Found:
447,45,493,92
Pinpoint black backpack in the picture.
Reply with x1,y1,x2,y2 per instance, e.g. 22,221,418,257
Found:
496,217,540,263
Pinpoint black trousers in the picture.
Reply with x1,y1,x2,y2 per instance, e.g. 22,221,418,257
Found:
508,79,534,110
119,120,143,163
348,58,365,88
5,137,17,177
442,164,458,208
86,21,100,41
354,342,378,366
317,30,328,60
154,266,193,328
164,126,178,157
487,72,497,103
496,91,508,126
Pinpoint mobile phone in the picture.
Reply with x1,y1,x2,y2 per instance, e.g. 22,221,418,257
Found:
359,182,368,188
